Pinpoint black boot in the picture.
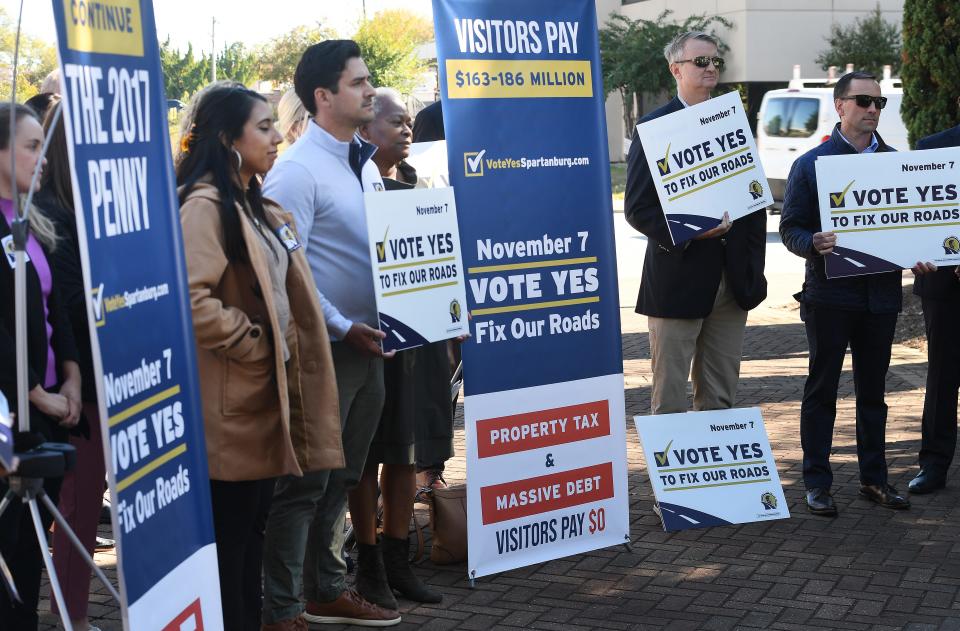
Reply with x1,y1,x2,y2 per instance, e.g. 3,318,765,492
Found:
354,540,398,610
382,535,443,603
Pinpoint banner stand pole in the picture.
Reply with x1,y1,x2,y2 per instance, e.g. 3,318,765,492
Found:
1,6,121,624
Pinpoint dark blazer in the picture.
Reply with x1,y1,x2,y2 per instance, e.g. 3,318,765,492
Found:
382,161,418,191
914,125,960,300
34,189,97,403
780,124,901,313
412,100,444,143
624,96,767,318
0,211,79,434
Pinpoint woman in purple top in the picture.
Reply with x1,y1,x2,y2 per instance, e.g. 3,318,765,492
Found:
34,95,111,631
0,103,82,630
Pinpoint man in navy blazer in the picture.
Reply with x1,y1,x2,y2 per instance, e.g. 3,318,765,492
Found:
624,31,767,415
909,119,960,494
779,71,944,515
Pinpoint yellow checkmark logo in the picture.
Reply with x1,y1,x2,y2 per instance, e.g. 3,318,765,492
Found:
91,283,105,327
376,226,389,262
657,143,672,176
653,439,673,467
830,180,855,208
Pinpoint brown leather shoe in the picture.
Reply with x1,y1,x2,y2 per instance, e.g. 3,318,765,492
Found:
859,483,910,509
261,616,308,631
303,590,400,627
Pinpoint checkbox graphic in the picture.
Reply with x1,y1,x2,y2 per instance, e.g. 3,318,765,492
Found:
91,283,105,327
656,143,672,176
830,180,855,209
464,149,486,177
653,439,673,468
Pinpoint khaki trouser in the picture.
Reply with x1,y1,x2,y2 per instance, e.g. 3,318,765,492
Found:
647,273,748,414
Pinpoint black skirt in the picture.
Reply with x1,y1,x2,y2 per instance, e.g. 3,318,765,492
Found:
368,341,453,466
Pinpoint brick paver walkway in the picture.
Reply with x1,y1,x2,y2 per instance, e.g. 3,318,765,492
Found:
35,298,960,630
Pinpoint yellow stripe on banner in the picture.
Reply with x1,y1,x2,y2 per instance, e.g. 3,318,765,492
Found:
831,202,960,214
446,59,593,99
468,256,598,274
382,280,458,298
108,385,181,427
378,256,456,272
663,478,771,492
116,443,187,492
472,296,599,316
667,165,757,202
834,220,960,234
662,146,751,183
658,459,768,473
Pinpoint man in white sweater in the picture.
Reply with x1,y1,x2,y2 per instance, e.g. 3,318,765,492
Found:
260,40,400,629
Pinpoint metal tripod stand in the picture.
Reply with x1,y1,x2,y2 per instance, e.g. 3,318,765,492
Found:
0,445,121,631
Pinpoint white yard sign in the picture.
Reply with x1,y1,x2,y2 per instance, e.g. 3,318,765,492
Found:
634,408,789,532
365,187,469,352
635,91,772,245
815,147,960,278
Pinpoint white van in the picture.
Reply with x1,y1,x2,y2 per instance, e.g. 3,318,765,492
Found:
757,66,909,202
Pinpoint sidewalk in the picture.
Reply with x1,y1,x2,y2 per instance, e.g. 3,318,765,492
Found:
39,299,960,630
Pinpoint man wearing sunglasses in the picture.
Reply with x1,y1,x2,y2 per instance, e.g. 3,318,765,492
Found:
780,71,933,516
624,31,767,417
908,109,960,495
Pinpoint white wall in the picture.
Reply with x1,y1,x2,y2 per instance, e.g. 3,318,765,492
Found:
597,0,627,160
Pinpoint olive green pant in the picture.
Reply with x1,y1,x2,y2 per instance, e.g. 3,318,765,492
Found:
261,343,385,623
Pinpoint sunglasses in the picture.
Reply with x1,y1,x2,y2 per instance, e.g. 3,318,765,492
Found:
839,94,887,110
677,56,725,70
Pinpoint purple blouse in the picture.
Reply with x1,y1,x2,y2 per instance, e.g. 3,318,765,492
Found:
1,198,58,388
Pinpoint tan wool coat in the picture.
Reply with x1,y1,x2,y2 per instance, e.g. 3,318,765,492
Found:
179,180,343,481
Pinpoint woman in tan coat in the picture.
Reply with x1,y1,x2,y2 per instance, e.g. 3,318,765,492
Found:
175,84,343,631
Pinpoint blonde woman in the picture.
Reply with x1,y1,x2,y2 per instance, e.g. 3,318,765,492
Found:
0,103,82,629
277,88,309,145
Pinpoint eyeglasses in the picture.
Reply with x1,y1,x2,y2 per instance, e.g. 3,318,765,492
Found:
839,94,887,110
676,56,725,70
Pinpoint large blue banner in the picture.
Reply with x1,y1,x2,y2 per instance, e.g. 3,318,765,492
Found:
434,0,629,579
51,2,222,628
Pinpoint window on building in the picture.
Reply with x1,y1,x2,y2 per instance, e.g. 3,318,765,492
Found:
762,97,820,138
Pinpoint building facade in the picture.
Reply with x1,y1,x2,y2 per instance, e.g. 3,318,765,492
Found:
599,0,904,159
